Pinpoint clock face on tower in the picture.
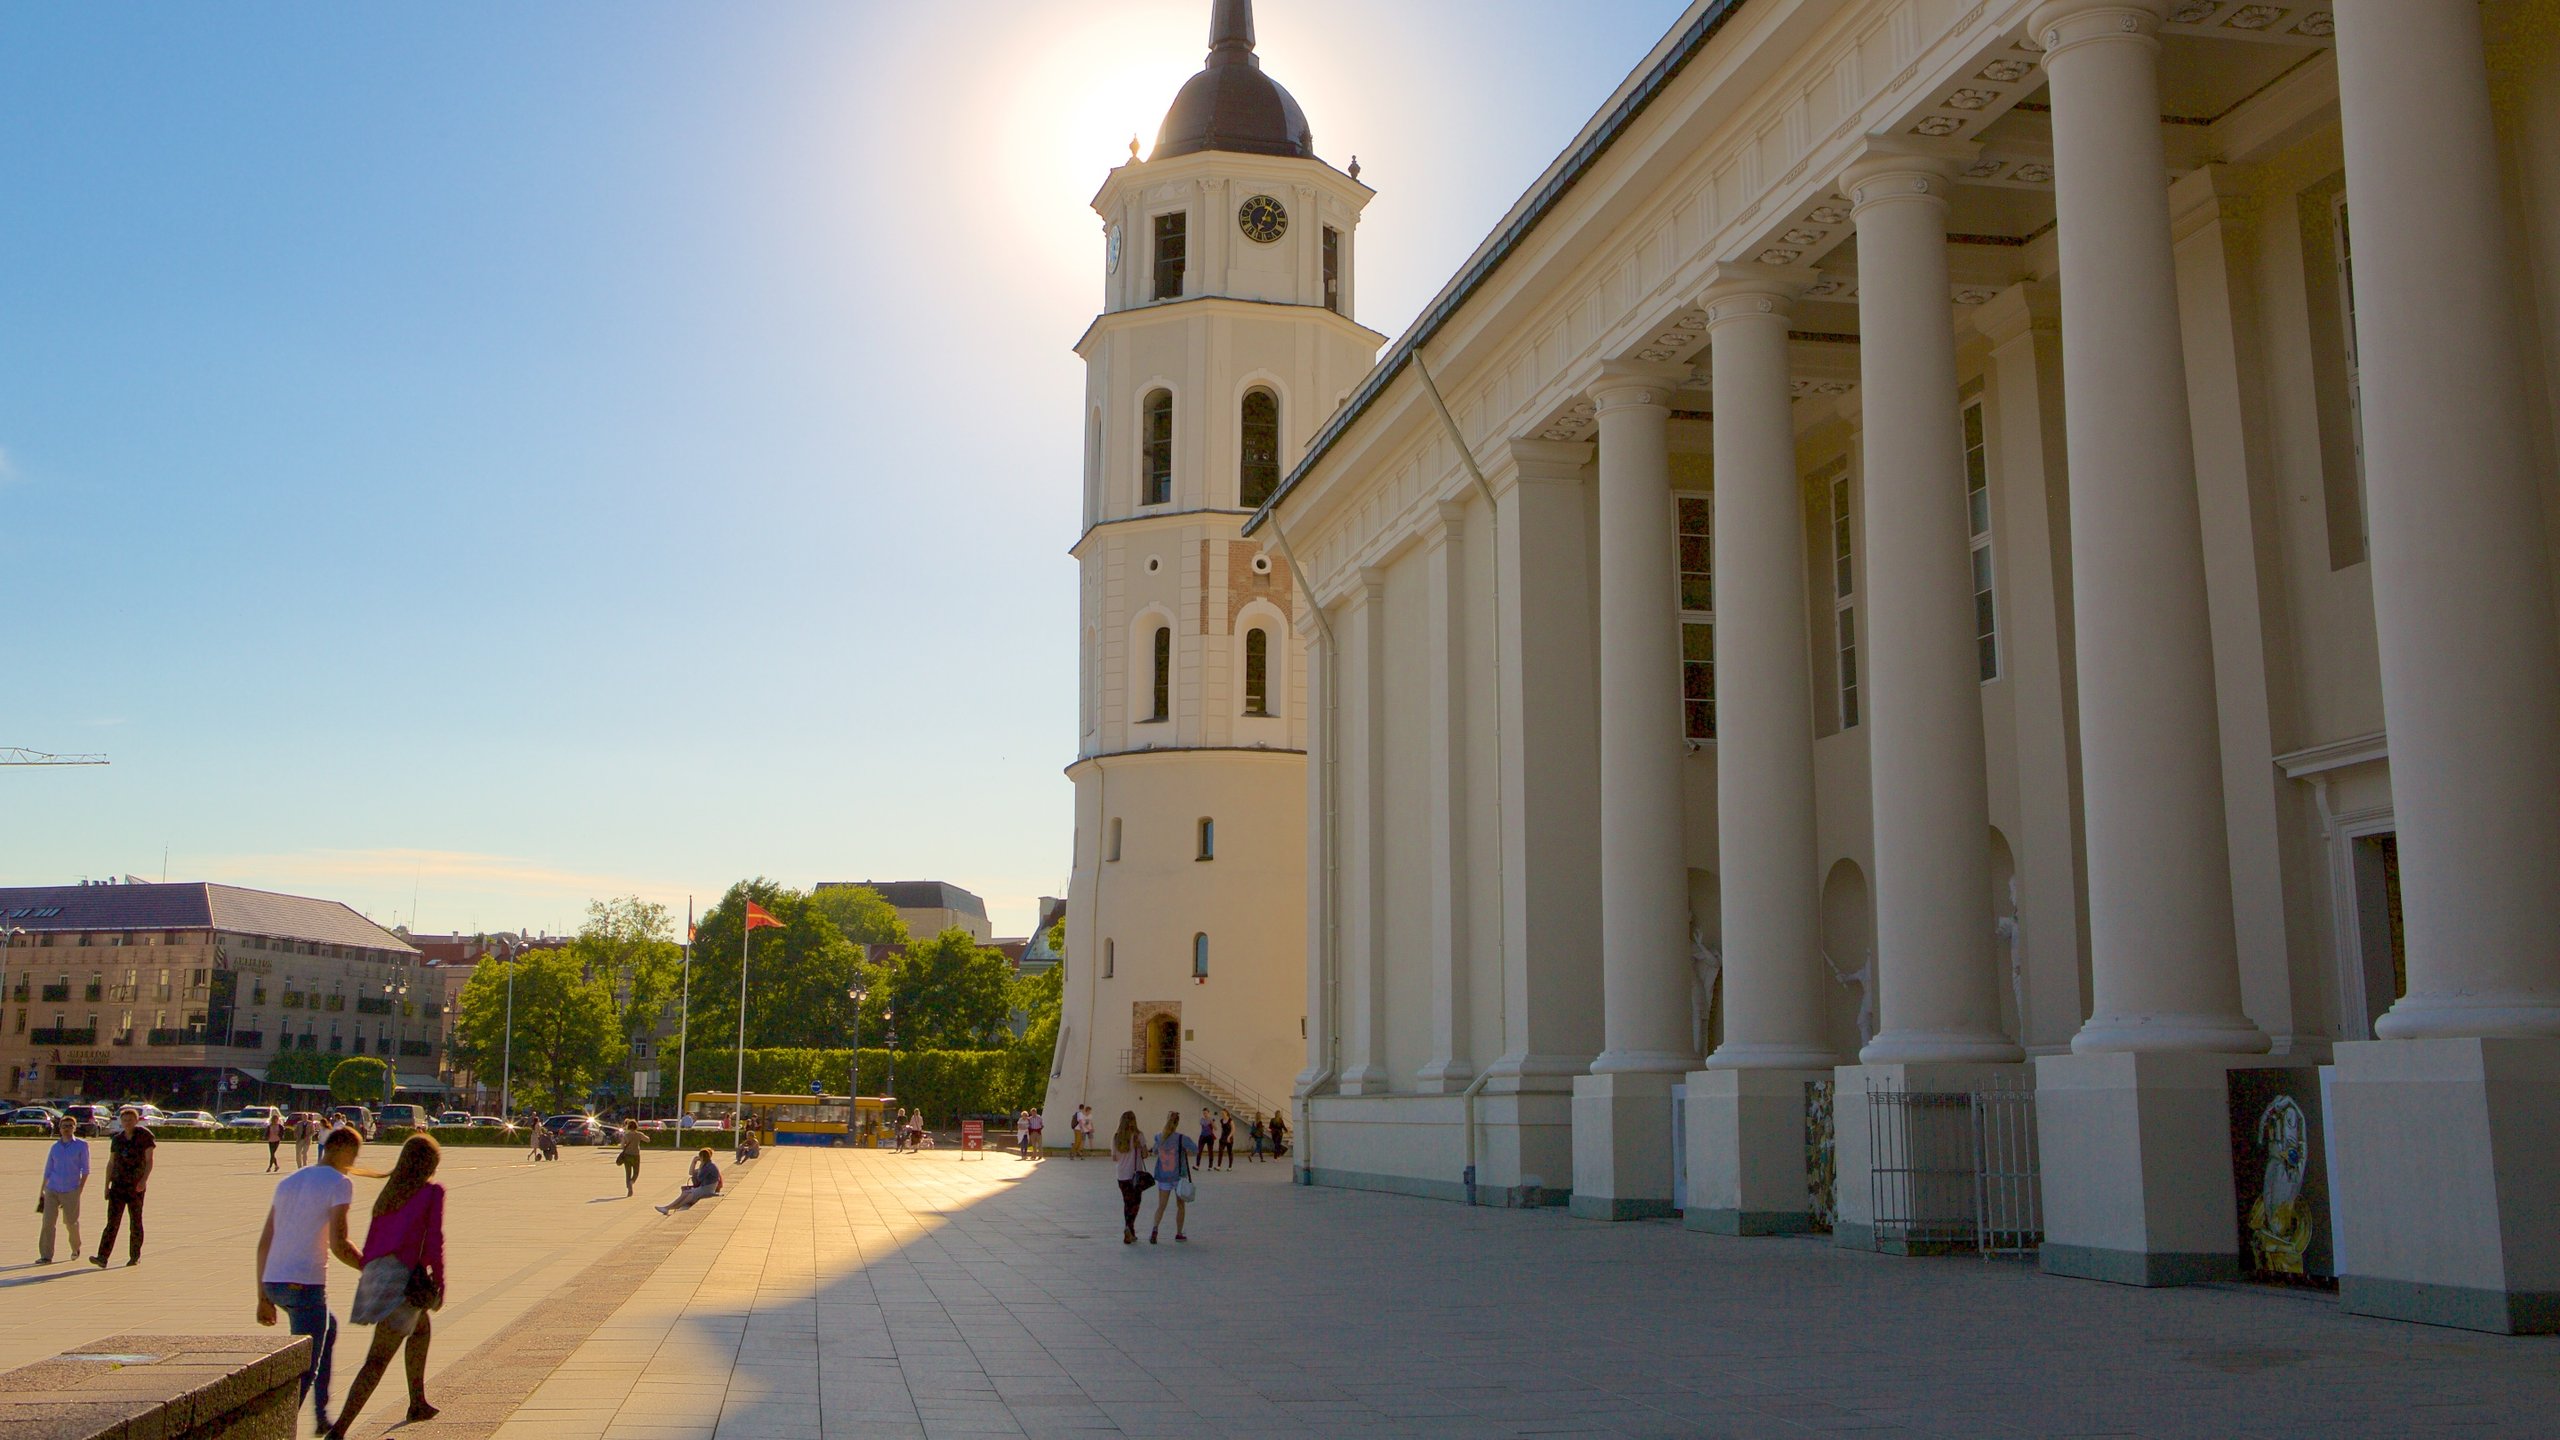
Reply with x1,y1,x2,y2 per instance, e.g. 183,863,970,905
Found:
1236,194,1288,245
1106,223,1123,274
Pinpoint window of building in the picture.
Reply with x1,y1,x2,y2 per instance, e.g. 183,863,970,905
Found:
1239,388,1281,507
1964,400,1999,682
1153,211,1187,301
1197,818,1215,861
1150,625,1172,721
1322,226,1341,314
1832,470,1860,729
1103,939,1115,979
1142,389,1174,506
1243,627,1271,716
1192,933,1209,979
1676,493,1714,741
1108,817,1123,862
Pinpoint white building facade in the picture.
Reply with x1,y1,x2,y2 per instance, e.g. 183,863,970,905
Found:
1257,0,2560,1334
1046,0,1384,1136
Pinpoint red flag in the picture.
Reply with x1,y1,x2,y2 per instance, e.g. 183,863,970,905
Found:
744,901,783,931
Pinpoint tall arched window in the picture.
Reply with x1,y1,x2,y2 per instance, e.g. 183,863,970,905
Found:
1197,817,1215,860
1150,625,1172,721
1193,932,1210,979
1239,387,1280,507
1142,389,1174,506
1242,627,1271,716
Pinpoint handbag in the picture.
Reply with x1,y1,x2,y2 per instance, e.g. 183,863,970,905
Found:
1173,1144,1197,1202
405,1261,444,1313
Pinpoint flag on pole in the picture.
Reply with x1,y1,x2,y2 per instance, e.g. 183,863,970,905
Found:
745,901,783,931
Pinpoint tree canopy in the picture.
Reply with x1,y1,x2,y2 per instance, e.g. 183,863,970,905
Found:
686,881,866,1053
451,945,622,1111
329,1054,391,1104
571,896,683,1048
861,927,1018,1050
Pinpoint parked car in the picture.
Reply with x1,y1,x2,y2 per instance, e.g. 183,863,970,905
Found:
377,1103,432,1131
5,1106,61,1126
466,1115,509,1129
329,1105,375,1137
543,1113,610,1145
61,1103,113,1136
223,1106,283,1130
286,1110,325,1132
436,1111,472,1127
159,1110,220,1130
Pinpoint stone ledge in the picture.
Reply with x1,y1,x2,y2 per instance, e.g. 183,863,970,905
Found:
0,1333,308,1440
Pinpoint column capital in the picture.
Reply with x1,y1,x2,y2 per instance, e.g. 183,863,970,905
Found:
1698,262,1810,329
2028,0,2166,60
1426,498,1468,545
1507,437,1592,484
1973,280,2061,347
1581,358,1689,416
1840,135,1976,211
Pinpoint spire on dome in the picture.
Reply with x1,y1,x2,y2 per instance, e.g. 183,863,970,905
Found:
1153,0,1315,160
1208,0,1256,64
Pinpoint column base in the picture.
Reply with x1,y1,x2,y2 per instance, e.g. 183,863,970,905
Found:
2034,1049,2260,1287
1683,1067,1830,1235
1832,1061,2027,1253
1568,1071,1679,1221
2330,1037,2560,1334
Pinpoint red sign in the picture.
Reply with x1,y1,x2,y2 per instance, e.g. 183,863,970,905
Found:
960,1119,984,1151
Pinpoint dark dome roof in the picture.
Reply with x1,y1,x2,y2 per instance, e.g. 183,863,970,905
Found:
1153,0,1315,161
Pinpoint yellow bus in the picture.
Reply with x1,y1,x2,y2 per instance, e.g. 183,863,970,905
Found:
683,1092,894,1147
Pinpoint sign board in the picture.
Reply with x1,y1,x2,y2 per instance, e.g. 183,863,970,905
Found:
810,1080,823,1095
960,1119,984,1152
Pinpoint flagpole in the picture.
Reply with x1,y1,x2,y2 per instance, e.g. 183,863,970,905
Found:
674,898,692,1130
733,900,751,1143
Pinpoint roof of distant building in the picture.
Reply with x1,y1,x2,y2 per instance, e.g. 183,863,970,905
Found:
814,880,988,920
0,881,419,955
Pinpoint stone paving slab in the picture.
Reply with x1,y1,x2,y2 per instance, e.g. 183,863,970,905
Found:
477,1146,2554,1439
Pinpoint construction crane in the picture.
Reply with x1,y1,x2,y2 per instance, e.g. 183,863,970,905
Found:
0,748,108,766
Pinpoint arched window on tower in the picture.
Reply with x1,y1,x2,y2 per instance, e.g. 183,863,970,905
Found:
1150,625,1172,722
1243,628,1271,716
1193,932,1210,980
1197,817,1215,861
1239,388,1280,508
1142,389,1174,506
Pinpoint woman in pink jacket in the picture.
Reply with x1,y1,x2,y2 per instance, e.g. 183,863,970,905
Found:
327,1134,445,1436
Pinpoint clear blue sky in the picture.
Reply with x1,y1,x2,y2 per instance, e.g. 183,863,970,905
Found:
1,0,1688,938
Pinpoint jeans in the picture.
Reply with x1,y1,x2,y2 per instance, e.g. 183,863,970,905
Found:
262,1281,337,1422
94,1190,143,1262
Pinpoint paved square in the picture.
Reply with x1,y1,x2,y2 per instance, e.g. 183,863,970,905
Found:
9,1139,2556,1437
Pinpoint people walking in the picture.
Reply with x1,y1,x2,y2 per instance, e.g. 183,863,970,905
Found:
264,1114,284,1173
1110,1111,1150,1244
1217,1111,1235,1170
1149,1110,1197,1244
36,1114,88,1264
293,1113,314,1169
1268,1110,1287,1159
1197,1109,1215,1173
328,1134,445,1437
255,1124,366,1435
618,1122,643,1197
1247,1115,1267,1163
657,1149,722,1213
89,1107,154,1268
1027,1107,1045,1159
1071,1104,1093,1160
1014,1110,1029,1158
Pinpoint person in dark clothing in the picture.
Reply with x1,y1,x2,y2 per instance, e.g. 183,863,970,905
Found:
91,1107,155,1267
1217,1112,1235,1170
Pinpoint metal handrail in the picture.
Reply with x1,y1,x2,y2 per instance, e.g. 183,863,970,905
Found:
1116,1047,1279,1121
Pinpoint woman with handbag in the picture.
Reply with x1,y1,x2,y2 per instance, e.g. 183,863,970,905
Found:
1146,1109,1197,1245
327,1134,445,1437
1110,1111,1152,1244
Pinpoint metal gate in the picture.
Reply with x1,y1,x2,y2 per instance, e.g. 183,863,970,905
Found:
1865,1079,2043,1257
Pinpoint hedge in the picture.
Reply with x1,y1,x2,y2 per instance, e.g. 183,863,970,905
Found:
676,1047,1042,1125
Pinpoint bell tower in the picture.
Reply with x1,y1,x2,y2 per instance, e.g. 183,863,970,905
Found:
1048,0,1382,1135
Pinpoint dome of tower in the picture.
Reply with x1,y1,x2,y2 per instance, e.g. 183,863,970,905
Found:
1153,0,1316,161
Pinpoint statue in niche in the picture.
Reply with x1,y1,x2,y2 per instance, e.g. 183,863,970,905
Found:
1824,947,1876,1049
1995,878,2025,1048
1690,926,1722,1058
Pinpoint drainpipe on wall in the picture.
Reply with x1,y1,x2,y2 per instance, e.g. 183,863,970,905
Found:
1263,508,1337,1186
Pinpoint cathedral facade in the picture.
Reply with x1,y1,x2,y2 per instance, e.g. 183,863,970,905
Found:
1254,0,2560,1335
1045,1,1382,1137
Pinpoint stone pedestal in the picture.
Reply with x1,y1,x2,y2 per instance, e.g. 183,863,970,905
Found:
1683,1066,1826,1234
1569,1070,1678,1221
2329,1037,2560,1333
2035,1049,2257,1285
1832,1060,2025,1252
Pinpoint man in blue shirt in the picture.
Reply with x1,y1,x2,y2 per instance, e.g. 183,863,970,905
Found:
36,1113,89,1264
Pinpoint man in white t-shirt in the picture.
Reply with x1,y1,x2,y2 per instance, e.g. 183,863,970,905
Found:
254,1127,366,1432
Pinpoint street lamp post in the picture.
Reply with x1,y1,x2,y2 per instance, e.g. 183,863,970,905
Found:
847,980,866,1146
498,937,518,1124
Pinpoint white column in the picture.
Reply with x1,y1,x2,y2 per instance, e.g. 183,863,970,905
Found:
1700,269,1833,1071
1336,570,1391,1094
2031,0,2264,1053
1294,615,1336,1098
1842,141,2019,1065
1591,362,1704,1075
2334,0,2560,1037
1419,501,1475,1092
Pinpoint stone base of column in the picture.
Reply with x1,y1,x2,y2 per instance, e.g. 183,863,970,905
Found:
1832,1061,2028,1253
2035,1049,2261,1286
2329,1037,2560,1334
1568,1071,1679,1221
1682,1067,1829,1235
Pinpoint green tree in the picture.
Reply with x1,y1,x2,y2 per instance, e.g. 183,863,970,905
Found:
862,928,1017,1050
573,896,683,1053
687,881,863,1054
808,885,909,950
1006,963,1065,1103
451,947,623,1111
329,1055,391,1105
